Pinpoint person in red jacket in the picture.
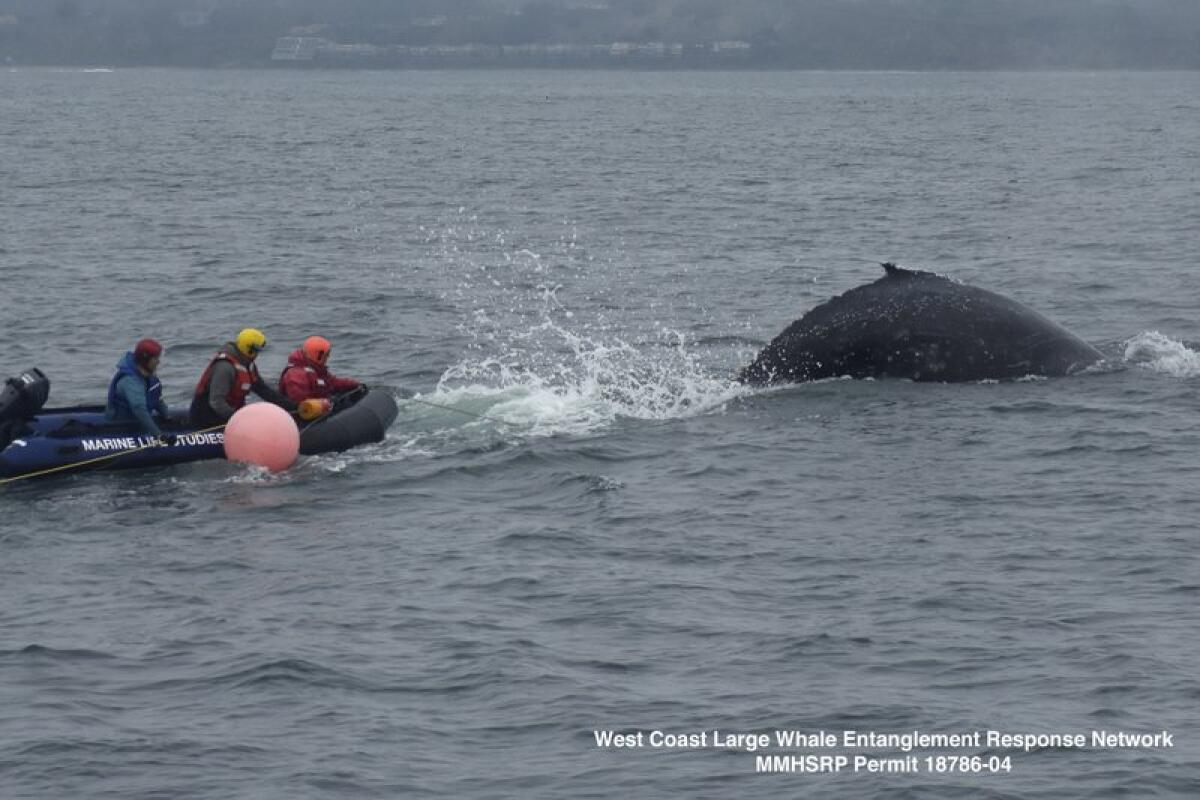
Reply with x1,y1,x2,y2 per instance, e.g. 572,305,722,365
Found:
279,336,362,420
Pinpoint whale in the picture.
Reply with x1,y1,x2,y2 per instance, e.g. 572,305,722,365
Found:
738,264,1103,385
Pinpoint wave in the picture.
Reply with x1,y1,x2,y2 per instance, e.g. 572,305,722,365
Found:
1123,331,1200,378
431,321,746,438
0,644,117,661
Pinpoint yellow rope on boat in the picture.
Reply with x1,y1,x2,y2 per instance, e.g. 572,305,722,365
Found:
0,424,227,485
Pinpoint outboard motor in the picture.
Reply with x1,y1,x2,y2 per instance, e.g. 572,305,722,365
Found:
0,368,50,425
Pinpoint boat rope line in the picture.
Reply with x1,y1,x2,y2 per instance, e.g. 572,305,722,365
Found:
402,396,522,428
3,395,516,484
0,423,228,485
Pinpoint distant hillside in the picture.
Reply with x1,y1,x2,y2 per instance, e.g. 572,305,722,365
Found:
1,0,1197,68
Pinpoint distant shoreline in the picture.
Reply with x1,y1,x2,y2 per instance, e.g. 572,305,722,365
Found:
6,63,1200,73
5,1,1198,75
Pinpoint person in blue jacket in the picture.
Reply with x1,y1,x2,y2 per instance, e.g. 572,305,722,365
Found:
105,338,170,438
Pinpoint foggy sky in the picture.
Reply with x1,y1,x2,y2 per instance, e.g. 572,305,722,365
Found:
1,0,1198,68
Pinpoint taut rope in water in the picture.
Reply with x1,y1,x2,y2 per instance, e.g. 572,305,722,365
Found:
2,390,518,484
401,394,521,429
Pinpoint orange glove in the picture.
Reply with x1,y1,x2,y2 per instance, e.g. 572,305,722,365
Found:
298,398,333,421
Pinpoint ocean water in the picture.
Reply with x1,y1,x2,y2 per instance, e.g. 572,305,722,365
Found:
2,68,1199,798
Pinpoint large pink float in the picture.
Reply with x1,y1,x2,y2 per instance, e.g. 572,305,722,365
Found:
223,403,299,472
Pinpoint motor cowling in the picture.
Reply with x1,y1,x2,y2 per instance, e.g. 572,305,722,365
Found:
0,368,51,425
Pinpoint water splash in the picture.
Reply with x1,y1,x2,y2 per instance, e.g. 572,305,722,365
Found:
1123,331,1200,378
409,212,750,440
222,464,291,485
434,321,746,438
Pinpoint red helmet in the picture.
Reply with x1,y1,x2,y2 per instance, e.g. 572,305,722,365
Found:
133,338,163,367
303,335,331,366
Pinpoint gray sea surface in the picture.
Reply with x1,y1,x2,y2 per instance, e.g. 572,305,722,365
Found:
2,68,1199,798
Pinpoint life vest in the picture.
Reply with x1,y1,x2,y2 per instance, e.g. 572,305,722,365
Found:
107,352,163,420
281,363,327,396
193,347,258,410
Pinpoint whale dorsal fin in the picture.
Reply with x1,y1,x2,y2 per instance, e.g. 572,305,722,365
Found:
881,262,929,279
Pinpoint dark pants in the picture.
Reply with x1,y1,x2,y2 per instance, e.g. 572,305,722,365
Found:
188,395,228,429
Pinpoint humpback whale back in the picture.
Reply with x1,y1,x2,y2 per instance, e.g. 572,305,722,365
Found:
739,264,1102,384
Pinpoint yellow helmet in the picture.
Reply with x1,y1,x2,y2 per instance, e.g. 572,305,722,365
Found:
235,328,267,359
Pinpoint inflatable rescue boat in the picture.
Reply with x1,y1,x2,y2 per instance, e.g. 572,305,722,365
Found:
0,368,398,481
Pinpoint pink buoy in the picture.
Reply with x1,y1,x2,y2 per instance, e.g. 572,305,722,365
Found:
223,403,300,472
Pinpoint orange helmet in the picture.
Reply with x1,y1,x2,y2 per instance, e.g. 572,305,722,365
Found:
303,335,331,366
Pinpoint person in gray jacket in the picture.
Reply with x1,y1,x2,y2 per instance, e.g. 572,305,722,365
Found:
189,328,295,427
